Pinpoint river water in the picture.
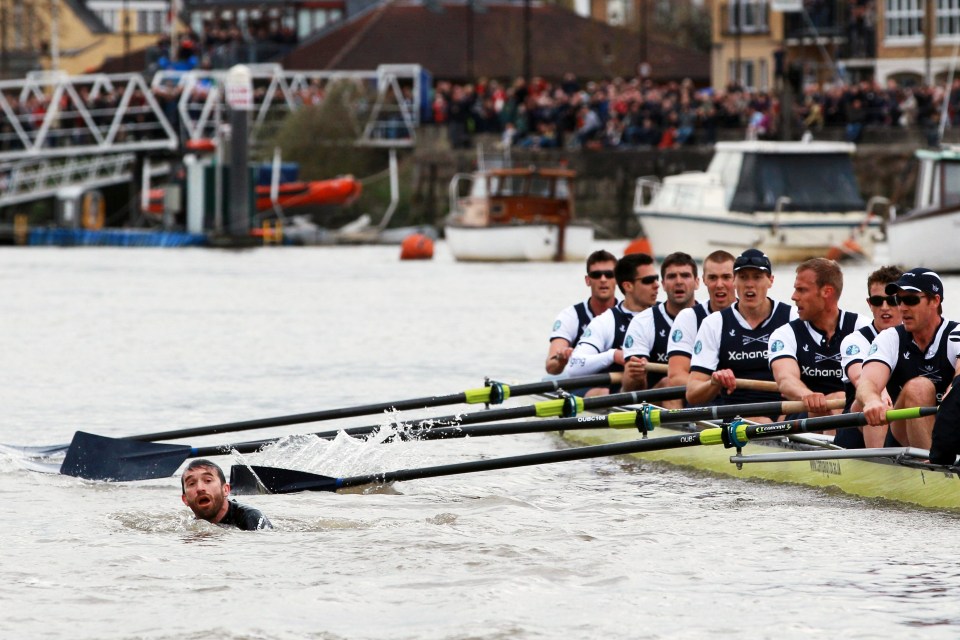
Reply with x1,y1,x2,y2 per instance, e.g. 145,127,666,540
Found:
2,243,960,639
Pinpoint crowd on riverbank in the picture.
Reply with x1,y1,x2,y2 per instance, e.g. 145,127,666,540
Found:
431,75,953,150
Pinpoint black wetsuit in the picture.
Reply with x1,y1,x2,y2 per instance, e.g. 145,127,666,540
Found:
218,500,272,531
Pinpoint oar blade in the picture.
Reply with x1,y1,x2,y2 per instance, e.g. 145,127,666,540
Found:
0,442,71,458
60,431,193,481
230,464,340,494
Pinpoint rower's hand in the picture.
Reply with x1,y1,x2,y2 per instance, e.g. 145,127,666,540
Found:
624,357,648,386
613,349,626,367
862,398,888,426
711,369,737,395
801,392,828,414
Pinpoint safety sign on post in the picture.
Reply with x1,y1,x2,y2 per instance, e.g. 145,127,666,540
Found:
224,64,253,110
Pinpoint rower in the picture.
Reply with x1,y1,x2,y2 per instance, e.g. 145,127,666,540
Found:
621,251,700,400
686,248,797,422
181,459,272,531
545,249,618,374
837,265,903,449
858,268,960,450
664,250,736,391
768,258,867,422
563,252,659,396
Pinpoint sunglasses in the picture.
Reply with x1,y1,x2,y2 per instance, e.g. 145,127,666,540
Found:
866,295,898,307
634,274,660,285
897,293,927,307
733,256,771,270
587,269,615,280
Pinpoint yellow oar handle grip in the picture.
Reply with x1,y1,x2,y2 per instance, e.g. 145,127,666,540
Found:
534,396,585,417
464,384,511,404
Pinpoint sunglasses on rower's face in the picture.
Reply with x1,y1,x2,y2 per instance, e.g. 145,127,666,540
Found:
897,293,927,307
867,294,898,307
634,274,660,285
587,269,615,280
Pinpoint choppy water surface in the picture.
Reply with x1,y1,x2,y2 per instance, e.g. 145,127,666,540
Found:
2,243,960,639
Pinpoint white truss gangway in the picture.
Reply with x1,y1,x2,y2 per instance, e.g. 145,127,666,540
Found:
0,65,427,214
0,154,169,208
0,71,180,162
150,63,425,148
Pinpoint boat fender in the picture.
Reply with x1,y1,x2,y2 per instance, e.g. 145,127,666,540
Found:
400,233,434,260
624,237,653,257
81,191,106,230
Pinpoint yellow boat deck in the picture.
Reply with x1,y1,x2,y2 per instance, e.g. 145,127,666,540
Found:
560,421,960,511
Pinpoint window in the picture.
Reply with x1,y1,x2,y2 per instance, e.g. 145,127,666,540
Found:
728,59,756,89
885,0,923,42
728,0,769,33
137,9,166,33
939,0,960,36
607,0,628,26
92,8,119,31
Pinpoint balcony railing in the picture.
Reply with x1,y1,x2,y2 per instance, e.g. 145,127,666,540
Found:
783,0,848,40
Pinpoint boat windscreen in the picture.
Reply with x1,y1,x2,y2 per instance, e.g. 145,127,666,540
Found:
942,162,960,208
730,153,866,212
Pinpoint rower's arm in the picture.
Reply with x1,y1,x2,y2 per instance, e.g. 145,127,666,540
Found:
686,370,721,405
563,346,617,376
856,361,891,426
545,337,572,375
666,354,691,388
770,358,811,401
846,361,864,388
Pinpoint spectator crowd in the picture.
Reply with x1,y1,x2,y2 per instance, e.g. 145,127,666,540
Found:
430,73,953,150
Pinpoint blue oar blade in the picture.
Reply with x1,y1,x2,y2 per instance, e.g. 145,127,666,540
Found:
60,431,193,481
230,465,340,494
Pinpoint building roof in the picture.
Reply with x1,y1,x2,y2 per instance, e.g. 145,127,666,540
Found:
282,0,709,84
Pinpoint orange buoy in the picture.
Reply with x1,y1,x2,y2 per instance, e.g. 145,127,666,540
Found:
624,236,653,257
400,233,434,260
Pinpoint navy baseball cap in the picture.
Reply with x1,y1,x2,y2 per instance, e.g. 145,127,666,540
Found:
733,248,772,273
885,267,944,299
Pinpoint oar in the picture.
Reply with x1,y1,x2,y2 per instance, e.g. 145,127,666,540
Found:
59,385,688,481
638,363,782,393
229,407,938,494
54,395,829,482
8,372,624,458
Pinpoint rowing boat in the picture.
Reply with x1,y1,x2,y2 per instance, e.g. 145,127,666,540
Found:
560,412,960,510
